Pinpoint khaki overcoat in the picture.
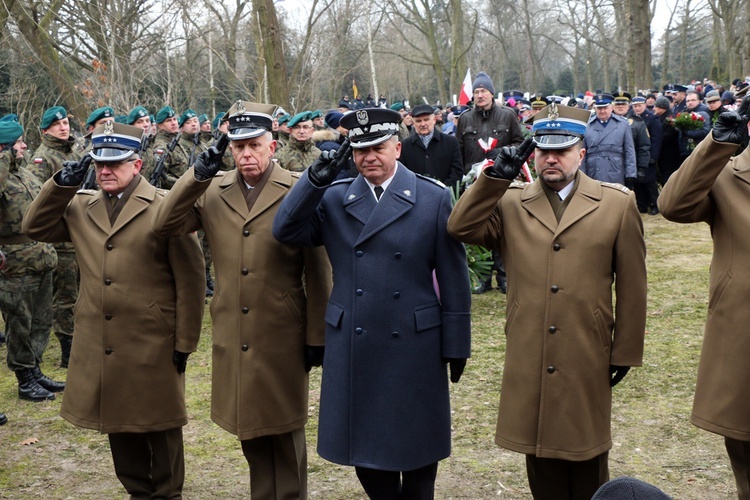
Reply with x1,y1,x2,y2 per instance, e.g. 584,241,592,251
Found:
659,134,750,440
23,176,205,433
448,170,647,461
152,164,332,440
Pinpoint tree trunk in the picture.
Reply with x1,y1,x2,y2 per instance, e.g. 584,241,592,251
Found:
252,0,290,108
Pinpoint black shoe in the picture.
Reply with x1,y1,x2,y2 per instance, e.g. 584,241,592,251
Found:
31,366,65,393
0,331,5,344
206,271,215,292
0,413,7,425
648,207,659,216
15,368,55,402
472,281,490,294
498,281,507,294
59,335,72,369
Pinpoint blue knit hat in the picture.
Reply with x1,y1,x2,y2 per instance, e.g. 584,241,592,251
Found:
473,72,495,95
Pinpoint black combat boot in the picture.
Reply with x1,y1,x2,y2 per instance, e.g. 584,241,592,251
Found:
32,366,65,392
0,412,7,425
206,270,215,297
15,368,55,401
59,335,72,368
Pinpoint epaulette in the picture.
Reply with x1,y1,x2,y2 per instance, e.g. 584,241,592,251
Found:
600,182,630,194
415,173,445,188
508,182,526,189
76,189,98,195
155,188,169,196
290,171,302,179
331,177,355,186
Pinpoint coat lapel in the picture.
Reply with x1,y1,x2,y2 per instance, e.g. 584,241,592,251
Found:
355,165,416,246
555,173,601,235
343,175,376,226
109,180,155,235
732,147,750,186
247,165,291,222
218,171,251,219
520,181,558,233
86,192,112,235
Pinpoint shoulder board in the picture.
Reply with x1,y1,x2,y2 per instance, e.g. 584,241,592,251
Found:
509,181,527,188
75,189,98,195
600,182,630,193
415,173,445,188
290,172,302,179
155,188,169,196
34,158,44,164
331,177,355,186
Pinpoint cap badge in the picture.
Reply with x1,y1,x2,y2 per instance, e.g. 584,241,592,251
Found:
235,100,246,112
348,194,356,200
548,103,559,121
356,110,369,126
403,190,411,197
55,112,63,120
103,120,114,135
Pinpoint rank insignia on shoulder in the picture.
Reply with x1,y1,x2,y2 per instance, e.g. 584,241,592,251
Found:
601,182,630,193
34,158,43,164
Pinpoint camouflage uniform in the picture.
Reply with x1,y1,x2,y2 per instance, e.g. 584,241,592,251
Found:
138,135,156,182
274,130,289,150
274,135,321,172
26,134,81,352
0,151,57,371
150,130,190,189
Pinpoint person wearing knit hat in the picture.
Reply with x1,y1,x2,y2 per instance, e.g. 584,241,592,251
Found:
152,100,332,500
23,121,205,500
26,106,82,369
456,70,525,294
275,111,321,172
0,117,63,406
722,90,736,106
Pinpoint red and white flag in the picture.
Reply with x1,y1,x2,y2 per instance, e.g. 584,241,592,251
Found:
458,69,472,105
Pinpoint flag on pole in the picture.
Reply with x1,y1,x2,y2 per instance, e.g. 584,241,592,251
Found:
458,69,472,105
352,79,359,100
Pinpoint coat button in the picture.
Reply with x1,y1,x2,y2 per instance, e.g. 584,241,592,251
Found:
242,307,249,314
104,278,112,286
392,331,399,338
242,344,249,351
356,250,363,257
356,289,363,296
106,243,114,251
105,314,112,321
549,325,556,333
393,291,400,299
105,348,113,355
547,366,555,373
551,285,559,293
553,243,561,251
241,268,249,275
243,229,250,237
355,327,363,335
394,252,402,259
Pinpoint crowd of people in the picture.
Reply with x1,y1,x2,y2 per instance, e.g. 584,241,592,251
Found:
1,69,750,499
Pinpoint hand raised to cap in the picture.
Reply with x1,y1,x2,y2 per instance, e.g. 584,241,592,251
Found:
193,134,228,181
713,94,750,144
486,137,535,180
58,155,92,187
308,139,353,187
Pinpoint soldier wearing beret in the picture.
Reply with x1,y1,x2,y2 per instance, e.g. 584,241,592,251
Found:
212,112,235,171
153,101,332,499
26,106,82,368
275,113,291,149
0,120,63,403
275,111,321,172
198,113,212,147
311,110,325,131
448,104,646,499
273,107,471,499
127,106,155,178
150,106,190,189
24,122,204,499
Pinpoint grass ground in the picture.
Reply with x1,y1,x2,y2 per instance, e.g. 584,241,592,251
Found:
0,214,738,498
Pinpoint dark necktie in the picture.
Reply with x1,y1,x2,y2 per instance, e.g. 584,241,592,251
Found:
374,186,384,200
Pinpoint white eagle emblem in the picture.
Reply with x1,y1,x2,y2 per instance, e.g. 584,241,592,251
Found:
356,110,369,126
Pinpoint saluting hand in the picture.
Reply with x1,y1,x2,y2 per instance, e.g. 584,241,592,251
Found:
308,139,353,187
193,134,228,181
713,94,750,144
486,137,535,180
57,155,92,187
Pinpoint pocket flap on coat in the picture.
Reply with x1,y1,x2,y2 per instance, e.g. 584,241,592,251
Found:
414,304,442,332
325,301,345,328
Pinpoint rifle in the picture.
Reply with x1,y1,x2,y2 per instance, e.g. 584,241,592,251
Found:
81,160,97,190
149,133,181,187
188,133,201,166
140,134,151,154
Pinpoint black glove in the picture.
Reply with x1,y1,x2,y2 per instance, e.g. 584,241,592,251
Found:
484,148,500,162
636,168,646,182
304,345,325,373
173,351,190,374
193,134,229,181
57,155,92,187
609,365,630,387
308,139,352,187
443,357,467,383
486,137,535,180
625,177,636,190
713,95,750,144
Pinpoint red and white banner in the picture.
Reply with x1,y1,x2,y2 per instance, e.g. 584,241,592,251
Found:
458,69,472,105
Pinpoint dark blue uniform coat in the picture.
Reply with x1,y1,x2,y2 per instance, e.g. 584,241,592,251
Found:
272,164,471,471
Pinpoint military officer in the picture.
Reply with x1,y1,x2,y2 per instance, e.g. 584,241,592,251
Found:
272,108,471,499
150,106,188,189
611,92,651,209
0,119,63,401
448,104,647,499
26,106,82,368
24,122,204,499
275,111,322,172
152,101,332,499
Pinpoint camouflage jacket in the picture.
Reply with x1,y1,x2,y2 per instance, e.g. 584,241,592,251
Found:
26,134,81,252
274,135,321,172
150,130,190,189
0,152,57,277
274,130,289,150
180,133,208,170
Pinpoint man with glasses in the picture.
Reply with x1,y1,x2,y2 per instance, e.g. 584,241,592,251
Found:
275,111,322,172
677,91,711,163
23,121,205,499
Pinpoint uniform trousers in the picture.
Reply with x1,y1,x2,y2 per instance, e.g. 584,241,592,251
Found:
525,451,609,500
354,461,439,500
240,427,307,500
108,427,184,500
726,437,750,499
634,182,659,212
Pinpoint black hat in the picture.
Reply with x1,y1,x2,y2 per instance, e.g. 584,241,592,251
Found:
90,121,144,162
340,108,401,148
224,100,278,141
411,104,434,117
613,92,632,104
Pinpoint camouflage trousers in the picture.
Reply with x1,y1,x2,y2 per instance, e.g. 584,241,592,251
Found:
0,270,53,370
53,251,78,340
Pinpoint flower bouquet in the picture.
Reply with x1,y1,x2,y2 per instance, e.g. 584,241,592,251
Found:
673,111,705,131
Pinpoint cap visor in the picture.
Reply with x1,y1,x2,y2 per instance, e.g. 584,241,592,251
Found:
533,135,582,149
90,148,135,162
228,127,267,140
350,133,395,149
